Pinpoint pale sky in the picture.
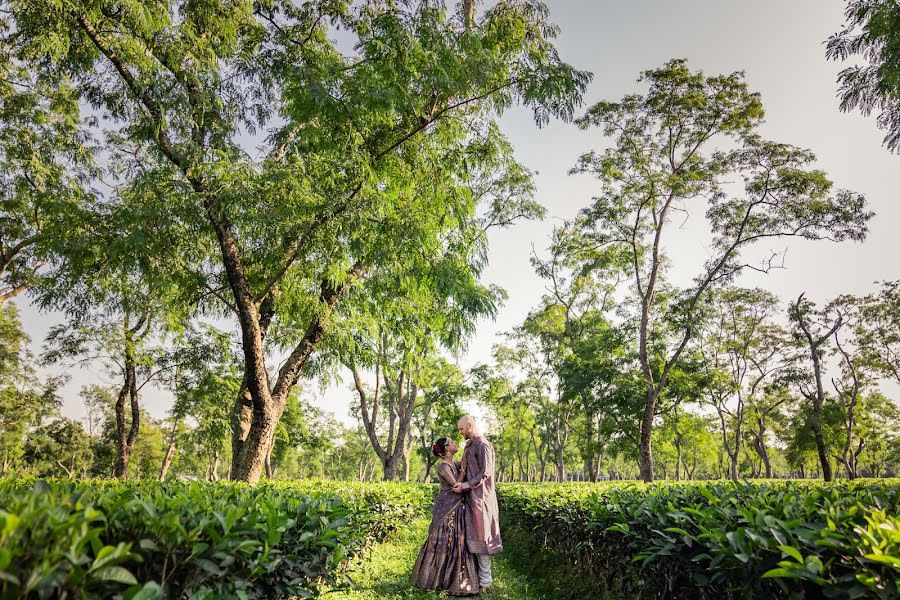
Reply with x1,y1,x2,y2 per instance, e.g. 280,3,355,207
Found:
15,0,900,427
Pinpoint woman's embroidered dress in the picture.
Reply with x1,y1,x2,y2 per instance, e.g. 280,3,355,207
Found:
410,461,480,595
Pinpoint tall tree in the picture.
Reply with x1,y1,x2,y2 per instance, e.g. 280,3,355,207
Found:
531,225,624,481
746,386,797,479
568,59,871,481
695,287,790,480
347,331,437,482
831,325,865,479
789,294,845,482
856,392,900,477
43,295,175,478
8,0,589,483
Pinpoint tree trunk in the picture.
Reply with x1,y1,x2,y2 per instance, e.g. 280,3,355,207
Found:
231,400,281,483
793,295,840,482
674,433,683,482
158,419,179,481
264,443,276,479
812,411,833,482
751,419,772,479
114,348,139,479
638,387,659,482
158,441,176,481
555,444,566,482
422,455,437,482
229,382,253,479
207,451,221,481
401,445,411,481
383,455,399,480
229,266,363,484
463,0,476,29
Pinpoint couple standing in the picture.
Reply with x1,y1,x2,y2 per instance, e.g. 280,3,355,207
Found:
411,415,502,596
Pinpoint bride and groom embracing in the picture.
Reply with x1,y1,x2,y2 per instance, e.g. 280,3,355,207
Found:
410,415,502,596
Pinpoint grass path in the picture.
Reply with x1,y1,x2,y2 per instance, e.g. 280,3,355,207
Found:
324,519,545,600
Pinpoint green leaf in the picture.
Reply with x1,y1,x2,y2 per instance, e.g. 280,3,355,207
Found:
91,545,119,570
762,568,799,579
864,554,900,568
93,566,139,585
777,545,804,564
128,582,163,600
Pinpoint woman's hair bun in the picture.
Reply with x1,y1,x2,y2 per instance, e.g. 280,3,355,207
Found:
431,437,450,457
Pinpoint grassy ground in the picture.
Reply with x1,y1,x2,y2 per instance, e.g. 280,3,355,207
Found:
324,519,545,600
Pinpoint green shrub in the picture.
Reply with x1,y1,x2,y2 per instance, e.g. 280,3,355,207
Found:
499,479,900,599
0,478,434,599
278,480,436,542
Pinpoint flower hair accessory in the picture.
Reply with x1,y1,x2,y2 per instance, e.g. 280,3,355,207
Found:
431,437,450,457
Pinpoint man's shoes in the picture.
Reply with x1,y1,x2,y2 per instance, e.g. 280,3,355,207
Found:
479,584,493,594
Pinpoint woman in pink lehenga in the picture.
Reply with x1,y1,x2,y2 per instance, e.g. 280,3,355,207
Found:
410,437,480,596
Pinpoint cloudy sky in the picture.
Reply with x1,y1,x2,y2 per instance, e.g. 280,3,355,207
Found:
16,0,900,426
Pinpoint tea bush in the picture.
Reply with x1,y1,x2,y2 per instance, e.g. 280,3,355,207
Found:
280,480,435,542
0,478,434,599
498,479,900,599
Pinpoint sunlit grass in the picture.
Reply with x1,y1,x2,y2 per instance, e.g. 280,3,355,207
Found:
326,518,544,600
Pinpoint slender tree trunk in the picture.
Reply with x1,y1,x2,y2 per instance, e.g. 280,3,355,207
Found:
811,385,833,482
401,442,411,482
638,387,659,482
206,451,221,481
463,0,476,28
793,295,840,482
264,443,275,479
751,419,772,479
114,344,139,479
158,443,176,481
835,337,862,480
158,422,178,481
674,433,683,482
555,430,566,482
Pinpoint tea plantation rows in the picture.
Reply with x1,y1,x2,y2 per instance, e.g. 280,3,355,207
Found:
1,478,898,599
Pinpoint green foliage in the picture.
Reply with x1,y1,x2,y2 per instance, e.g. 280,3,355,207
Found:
828,0,900,151
4,0,591,482
564,58,871,481
0,303,63,475
21,418,92,478
850,281,900,385
499,480,900,599
0,10,93,302
0,478,435,599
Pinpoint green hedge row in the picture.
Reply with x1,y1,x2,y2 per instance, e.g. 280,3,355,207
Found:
498,480,900,599
0,478,435,599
